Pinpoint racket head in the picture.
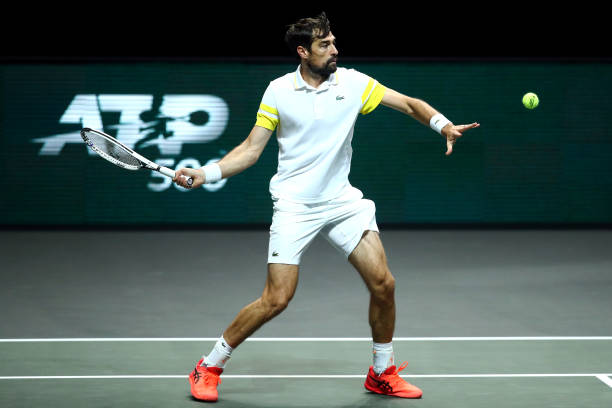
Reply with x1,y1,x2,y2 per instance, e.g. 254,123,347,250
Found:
81,128,143,170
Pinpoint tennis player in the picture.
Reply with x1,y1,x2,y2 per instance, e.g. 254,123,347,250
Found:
174,12,479,402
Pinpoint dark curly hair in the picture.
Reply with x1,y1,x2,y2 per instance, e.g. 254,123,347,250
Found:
284,12,331,54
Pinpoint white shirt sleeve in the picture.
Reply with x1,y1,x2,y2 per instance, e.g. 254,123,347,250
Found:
255,83,280,131
348,69,386,115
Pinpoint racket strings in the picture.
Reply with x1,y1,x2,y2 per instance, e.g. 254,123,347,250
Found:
82,130,141,170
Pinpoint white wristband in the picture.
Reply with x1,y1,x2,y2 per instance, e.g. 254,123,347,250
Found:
201,163,222,184
429,113,451,135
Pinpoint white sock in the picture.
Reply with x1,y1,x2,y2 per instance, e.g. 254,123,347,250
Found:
372,341,394,375
202,335,234,368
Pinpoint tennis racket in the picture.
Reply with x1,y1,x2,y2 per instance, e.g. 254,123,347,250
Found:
81,127,193,187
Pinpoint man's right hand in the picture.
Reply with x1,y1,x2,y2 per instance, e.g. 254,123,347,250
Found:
174,168,206,189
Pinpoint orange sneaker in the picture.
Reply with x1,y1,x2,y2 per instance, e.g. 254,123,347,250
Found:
188,359,223,402
364,361,422,399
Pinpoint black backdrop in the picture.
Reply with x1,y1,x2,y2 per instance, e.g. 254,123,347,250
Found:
2,3,610,228
2,4,609,60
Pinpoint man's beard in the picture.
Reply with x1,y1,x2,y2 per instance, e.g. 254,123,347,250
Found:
307,57,338,79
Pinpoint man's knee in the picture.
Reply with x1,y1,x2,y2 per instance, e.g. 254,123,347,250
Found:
261,290,293,319
370,270,395,301
262,263,298,319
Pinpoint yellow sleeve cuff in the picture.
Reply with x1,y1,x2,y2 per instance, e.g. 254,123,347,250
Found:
255,112,278,131
259,103,278,116
360,82,386,115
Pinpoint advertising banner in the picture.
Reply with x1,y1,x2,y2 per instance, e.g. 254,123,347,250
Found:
1,62,610,225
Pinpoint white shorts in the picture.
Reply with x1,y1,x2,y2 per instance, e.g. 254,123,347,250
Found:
268,186,379,265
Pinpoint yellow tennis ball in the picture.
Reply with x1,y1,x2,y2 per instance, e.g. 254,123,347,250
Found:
522,92,539,109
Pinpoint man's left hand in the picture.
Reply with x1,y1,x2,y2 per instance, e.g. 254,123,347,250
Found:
442,122,480,156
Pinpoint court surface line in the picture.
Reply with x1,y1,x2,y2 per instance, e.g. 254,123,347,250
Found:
596,375,612,388
1,337,612,342
1,373,612,380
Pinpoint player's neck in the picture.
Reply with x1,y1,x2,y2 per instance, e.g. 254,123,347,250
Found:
299,64,329,89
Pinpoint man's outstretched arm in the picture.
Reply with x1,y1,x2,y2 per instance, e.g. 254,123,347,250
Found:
380,87,479,155
173,125,273,188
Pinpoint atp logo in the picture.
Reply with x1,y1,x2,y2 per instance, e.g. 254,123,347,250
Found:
32,94,229,156
32,94,230,192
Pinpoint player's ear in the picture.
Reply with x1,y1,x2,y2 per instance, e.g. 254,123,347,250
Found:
296,45,309,59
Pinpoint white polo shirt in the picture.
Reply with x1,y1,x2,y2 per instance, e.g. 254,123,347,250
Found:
255,65,386,203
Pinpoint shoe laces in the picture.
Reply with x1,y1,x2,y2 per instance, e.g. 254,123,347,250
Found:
204,371,222,386
393,361,409,375
385,361,410,385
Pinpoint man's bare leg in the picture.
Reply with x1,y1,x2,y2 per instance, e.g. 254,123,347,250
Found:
351,230,423,398
189,263,299,401
223,263,299,348
348,230,395,343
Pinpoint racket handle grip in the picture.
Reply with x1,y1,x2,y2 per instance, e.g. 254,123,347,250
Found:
158,166,194,187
